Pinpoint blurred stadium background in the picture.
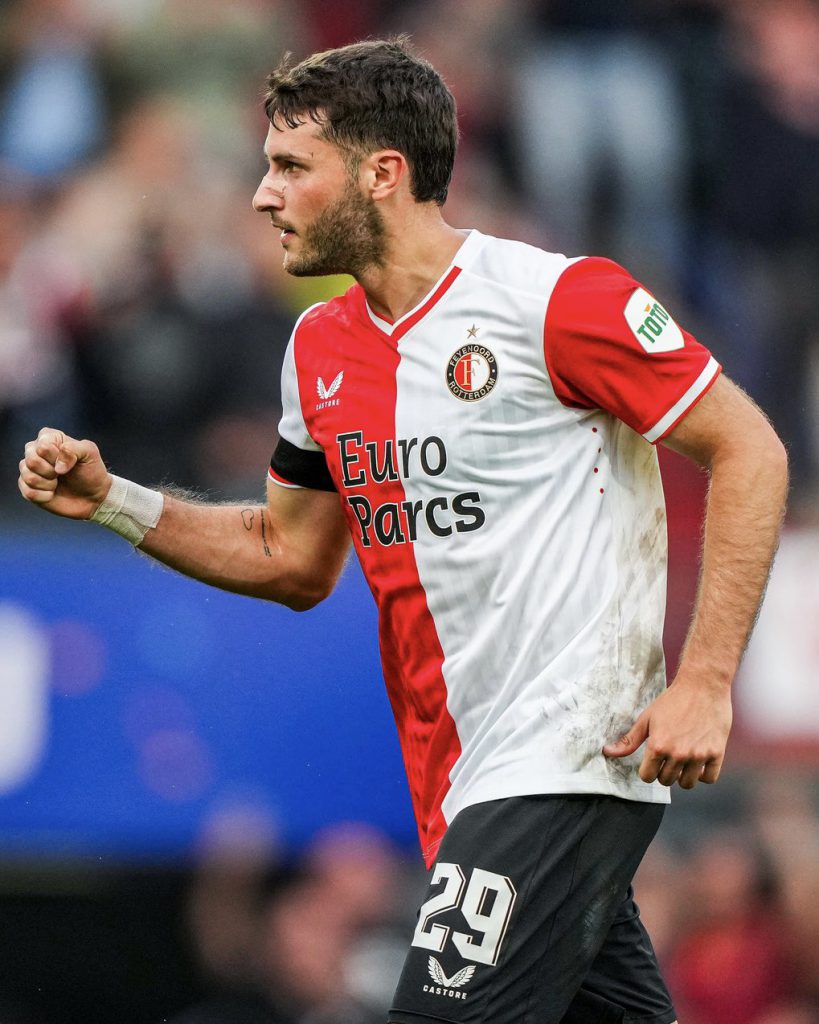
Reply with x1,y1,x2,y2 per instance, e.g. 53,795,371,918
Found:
1,0,818,1021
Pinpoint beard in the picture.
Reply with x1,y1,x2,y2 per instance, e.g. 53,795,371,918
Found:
284,180,387,278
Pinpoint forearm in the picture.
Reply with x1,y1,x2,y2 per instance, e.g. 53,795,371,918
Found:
676,432,788,688
136,494,316,608
19,428,347,609
604,377,785,786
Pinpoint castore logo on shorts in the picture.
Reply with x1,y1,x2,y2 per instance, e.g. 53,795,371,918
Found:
423,957,474,1000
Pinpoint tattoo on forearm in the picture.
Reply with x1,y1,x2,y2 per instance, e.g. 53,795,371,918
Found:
259,510,272,557
240,507,272,557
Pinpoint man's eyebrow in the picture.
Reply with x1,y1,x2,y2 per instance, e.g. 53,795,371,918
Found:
263,148,313,164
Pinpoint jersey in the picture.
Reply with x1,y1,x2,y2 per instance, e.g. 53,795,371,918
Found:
268,230,721,866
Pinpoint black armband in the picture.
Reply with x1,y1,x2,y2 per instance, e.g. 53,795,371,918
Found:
270,437,336,492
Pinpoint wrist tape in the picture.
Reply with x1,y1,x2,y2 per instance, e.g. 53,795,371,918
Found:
91,475,164,546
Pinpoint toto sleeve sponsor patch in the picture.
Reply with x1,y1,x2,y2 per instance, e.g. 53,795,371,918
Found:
623,288,684,354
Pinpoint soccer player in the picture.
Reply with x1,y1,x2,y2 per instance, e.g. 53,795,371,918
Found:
18,38,788,1024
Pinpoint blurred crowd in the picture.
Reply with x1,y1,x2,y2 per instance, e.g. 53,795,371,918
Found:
1,0,819,510
2,0,819,1022
169,821,416,1024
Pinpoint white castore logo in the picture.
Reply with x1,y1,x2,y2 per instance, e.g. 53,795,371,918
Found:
316,371,344,410
427,957,475,989
317,371,344,400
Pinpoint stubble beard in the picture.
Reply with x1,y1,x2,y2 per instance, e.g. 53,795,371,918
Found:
284,180,387,279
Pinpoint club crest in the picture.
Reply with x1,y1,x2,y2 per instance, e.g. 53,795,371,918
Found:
446,344,498,402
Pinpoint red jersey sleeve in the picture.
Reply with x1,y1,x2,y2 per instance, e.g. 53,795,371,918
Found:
544,257,721,443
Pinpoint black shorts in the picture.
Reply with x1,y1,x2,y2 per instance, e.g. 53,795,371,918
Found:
389,795,675,1024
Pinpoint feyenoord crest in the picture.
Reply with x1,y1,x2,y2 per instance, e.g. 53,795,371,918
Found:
447,342,498,402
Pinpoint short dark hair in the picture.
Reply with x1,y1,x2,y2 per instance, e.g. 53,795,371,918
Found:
264,37,458,206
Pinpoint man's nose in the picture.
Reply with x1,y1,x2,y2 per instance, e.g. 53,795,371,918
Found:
252,177,285,212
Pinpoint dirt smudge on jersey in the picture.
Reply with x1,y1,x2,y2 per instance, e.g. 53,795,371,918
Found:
545,617,665,783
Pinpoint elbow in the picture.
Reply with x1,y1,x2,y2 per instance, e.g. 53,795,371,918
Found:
760,422,790,492
735,419,790,515
282,588,329,613
713,413,789,485
773,432,789,477
273,571,337,612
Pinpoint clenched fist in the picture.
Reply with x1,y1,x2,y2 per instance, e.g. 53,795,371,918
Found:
18,428,112,520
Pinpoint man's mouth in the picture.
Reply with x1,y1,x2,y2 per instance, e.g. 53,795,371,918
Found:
272,221,296,243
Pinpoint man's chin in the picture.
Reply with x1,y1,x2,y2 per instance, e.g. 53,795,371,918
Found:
283,254,348,278
282,252,310,277
284,261,326,278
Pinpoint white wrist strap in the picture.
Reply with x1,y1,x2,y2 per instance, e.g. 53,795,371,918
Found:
91,475,164,546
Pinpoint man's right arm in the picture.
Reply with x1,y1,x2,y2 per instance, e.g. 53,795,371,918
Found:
18,428,351,611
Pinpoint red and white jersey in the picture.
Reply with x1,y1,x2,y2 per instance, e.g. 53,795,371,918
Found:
269,230,720,866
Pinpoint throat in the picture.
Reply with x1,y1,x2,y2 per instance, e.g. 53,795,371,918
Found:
363,264,455,323
361,226,470,322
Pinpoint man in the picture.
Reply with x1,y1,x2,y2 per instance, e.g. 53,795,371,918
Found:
18,37,787,1024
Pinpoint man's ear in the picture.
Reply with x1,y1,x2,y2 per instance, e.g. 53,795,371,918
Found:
361,150,408,200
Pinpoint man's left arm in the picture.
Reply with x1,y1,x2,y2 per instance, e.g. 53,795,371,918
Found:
603,373,789,789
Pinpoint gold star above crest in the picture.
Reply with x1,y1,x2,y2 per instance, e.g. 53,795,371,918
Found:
467,324,479,338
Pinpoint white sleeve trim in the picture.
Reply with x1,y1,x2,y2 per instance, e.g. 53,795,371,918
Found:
643,356,721,443
267,468,304,490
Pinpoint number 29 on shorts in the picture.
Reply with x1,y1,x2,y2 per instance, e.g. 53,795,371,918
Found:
411,863,517,966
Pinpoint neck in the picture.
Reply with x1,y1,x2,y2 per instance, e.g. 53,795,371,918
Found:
357,208,468,322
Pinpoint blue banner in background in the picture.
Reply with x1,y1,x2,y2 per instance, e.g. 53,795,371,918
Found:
0,526,416,860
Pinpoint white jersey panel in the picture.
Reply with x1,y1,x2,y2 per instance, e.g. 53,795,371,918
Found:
278,303,326,453
393,236,669,825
